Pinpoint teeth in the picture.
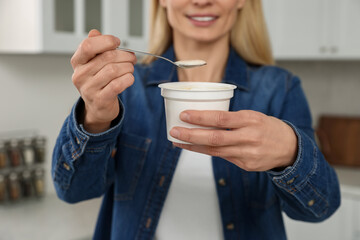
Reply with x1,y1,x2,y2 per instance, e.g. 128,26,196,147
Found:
190,16,215,22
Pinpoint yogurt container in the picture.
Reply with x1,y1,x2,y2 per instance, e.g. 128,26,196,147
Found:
158,82,237,144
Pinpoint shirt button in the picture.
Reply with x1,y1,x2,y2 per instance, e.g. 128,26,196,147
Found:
308,199,315,207
286,178,295,185
111,149,117,158
226,223,235,230
145,218,152,228
158,176,165,187
218,178,226,186
63,162,71,171
75,137,80,145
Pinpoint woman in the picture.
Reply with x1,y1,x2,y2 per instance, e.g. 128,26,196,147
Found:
52,0,340,239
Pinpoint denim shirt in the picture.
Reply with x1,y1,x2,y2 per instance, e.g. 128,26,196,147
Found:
52,46,340,240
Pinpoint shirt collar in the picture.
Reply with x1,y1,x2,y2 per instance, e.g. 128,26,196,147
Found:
146,45,249,91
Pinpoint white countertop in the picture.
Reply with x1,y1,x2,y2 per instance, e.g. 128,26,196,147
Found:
0,194,102,240
334,166,360,198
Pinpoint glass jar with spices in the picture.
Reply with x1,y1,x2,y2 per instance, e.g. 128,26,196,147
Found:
33,168,45,197
21,170,33,198
8,139,22,167
22,138,35,166
34,136,46,163
0,140,8,169
8,172,21,201
0,174,6,203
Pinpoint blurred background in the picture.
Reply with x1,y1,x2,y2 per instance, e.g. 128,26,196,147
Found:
0,0,359,239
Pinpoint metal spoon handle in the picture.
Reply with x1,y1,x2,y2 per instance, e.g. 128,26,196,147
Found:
117,47,177,65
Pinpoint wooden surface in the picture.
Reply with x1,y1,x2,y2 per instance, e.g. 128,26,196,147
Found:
317,115,360,167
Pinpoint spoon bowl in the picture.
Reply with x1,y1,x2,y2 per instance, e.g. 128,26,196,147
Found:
117,47,206,69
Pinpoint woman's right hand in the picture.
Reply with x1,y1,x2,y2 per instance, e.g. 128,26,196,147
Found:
71,29,136,133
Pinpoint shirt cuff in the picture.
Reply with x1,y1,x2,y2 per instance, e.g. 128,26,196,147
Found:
65,96,124,161
267,121,329,216
267,121,315,189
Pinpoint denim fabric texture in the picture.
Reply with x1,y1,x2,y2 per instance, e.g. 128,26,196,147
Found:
52,46,341,240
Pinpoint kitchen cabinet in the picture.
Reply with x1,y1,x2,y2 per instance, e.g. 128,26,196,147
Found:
103,0,150,51
262,0,360,60
0,0,149,54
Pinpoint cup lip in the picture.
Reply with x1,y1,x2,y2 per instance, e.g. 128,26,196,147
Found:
158,82,237,92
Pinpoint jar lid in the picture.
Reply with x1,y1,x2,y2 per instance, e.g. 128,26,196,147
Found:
23,138,33,147
34,136,46,145
9,172,18,180
10,139,19,148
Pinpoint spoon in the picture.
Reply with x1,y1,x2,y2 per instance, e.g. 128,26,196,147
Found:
117,47,207,69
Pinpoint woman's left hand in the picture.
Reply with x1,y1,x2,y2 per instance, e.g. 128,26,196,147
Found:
170,110,298,172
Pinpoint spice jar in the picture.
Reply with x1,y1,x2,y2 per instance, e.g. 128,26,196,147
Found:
0,174,6,202
34,136,46,163
0,141,7,169
21,170,33,198
33,168,45,197
22,138,35,166
8,139,22,167
8,172,21,201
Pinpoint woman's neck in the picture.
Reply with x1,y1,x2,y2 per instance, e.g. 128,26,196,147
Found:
173,36,230,83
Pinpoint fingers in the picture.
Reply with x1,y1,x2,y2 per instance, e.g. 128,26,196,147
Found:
172,142,240,160
88,29,101,37
94,62,135,89
179,110,264,129
170,127,240,146
72,50,136,92
87,50,136,76
71,34,121,68
172,142,265,171
100,73,135,100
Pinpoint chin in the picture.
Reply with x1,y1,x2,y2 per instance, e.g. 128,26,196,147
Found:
184,31,218,42
190,35,226,45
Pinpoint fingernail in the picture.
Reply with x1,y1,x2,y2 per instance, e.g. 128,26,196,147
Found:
180,112,190,122
170,128,180,138
172,142,181,148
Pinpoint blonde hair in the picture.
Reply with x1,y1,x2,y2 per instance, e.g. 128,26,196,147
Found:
142,0,274,65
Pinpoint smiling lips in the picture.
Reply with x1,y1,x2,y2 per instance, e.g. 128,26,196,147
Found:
187,15,218,27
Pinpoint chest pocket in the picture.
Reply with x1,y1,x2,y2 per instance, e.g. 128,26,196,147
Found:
114,132,152,201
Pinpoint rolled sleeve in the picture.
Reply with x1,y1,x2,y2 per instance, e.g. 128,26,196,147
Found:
267,122,339,220
52,96,124,201
64,96,124,162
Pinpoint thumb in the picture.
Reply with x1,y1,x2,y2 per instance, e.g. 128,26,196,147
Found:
88,29,102,38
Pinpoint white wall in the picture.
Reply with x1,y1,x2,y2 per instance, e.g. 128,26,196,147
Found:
277,61,360,123
0,54,78,194
0,54,359,194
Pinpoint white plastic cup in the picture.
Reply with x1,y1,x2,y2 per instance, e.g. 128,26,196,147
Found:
158,82,237,144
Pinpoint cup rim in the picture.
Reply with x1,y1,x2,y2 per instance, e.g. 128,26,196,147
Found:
158,82,237,92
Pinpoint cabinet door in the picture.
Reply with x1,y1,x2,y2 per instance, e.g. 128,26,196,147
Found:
103,0,149,51
123,0,150,51
331,0,360,58
0,0,42,53
102,0,127,40
262,0,328,59
283,197,353,240
42,0,87,53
